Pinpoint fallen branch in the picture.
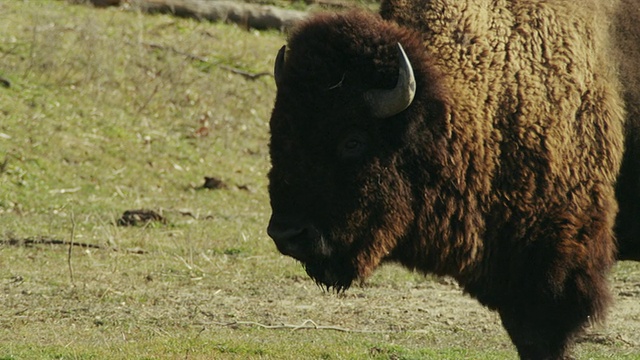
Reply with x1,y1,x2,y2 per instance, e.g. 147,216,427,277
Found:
219,65,271,80
218,319,353,332
304,0,360,9
138,0,308,31
67,213,77,286
577,332,638,347
207,318,418,334
141,41,208,63
0,156,9,174
1,237,147,254
139,41,271,80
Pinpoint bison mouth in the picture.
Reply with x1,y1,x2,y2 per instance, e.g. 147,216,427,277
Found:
267,217,358,291
303,257,357,292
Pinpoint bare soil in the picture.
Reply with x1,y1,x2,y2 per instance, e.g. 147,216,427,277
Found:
130,256,640,354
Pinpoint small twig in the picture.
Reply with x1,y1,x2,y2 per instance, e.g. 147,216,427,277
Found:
14,308,28,316
0,156,8,174
184,326,207,360
210,319,376,333
198,311,431,334
0,237,147,254
143,41,209,62
617,335,637,347
136,82,161,115
68,212,76,287
2,238,102,249
137,41,271,80
218,65,271,80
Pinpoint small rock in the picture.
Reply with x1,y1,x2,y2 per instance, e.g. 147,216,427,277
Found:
90,0,121,7
203,176,228,189
116,209,166,226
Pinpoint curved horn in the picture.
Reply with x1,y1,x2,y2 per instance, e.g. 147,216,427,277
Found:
274,45,286,87
364,43,416,118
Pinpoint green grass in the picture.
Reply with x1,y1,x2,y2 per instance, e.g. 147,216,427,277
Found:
0,0,275,240
0,1,639,359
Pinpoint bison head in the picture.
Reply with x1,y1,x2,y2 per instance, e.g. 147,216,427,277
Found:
267,11,447,290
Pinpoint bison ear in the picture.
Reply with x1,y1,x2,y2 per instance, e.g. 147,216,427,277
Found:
274,45,286,87
364,43,416,119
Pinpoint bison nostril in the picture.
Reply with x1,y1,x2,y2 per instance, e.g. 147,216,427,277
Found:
267,225,305,242
267,215,312,260
267,215,306,243
267,216,331,261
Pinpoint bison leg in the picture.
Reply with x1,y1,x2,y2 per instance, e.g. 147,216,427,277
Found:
615,140,640,261
496,267,610,360
498,307,574,360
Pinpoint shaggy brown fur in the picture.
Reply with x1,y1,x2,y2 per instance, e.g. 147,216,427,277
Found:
267,0,631,359
613,0,640,262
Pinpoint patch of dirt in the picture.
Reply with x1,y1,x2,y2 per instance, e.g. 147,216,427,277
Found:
201,261,640,353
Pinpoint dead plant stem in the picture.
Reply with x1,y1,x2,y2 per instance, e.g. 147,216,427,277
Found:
68,212,76,287
208,319,400,333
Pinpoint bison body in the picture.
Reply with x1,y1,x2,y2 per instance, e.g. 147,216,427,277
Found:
267,0,637,358
614,0,640,262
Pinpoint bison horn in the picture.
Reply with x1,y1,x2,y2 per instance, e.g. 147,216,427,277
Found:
274,45,286,87
364,43,416,118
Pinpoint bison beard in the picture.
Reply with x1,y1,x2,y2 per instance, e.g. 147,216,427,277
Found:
267,0,633,359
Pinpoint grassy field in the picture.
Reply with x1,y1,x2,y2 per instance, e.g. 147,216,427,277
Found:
1,1,639,359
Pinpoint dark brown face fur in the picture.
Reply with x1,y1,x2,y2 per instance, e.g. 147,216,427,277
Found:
268,108,414,289
267,11,443,290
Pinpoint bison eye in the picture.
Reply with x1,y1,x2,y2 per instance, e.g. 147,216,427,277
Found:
339,132,368,159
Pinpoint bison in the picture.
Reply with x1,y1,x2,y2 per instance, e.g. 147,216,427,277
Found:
266,0,639,358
